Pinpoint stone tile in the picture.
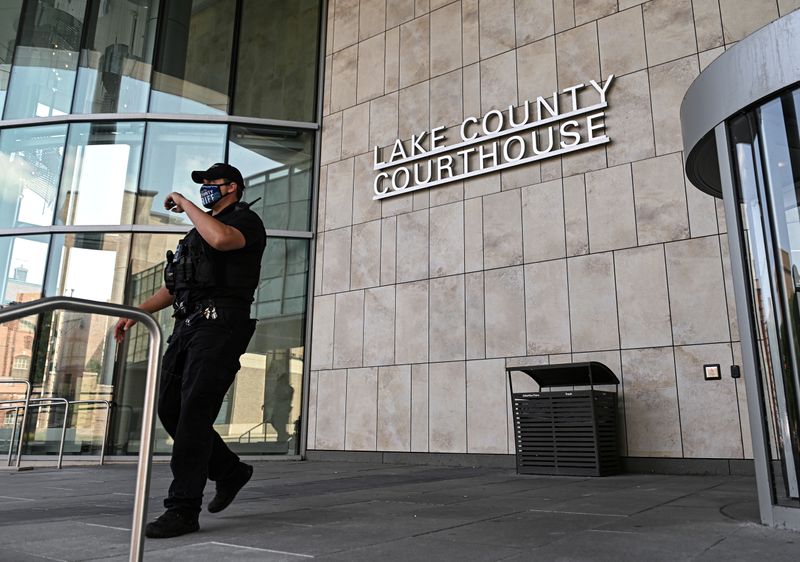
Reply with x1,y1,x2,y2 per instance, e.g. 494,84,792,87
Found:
430,69,463,128
341,102,370,159
363,285,396,366
321,112,343,165
431,0,453,8
621,348,682,457
568,252,619,352
598,6,647,77
615,245,673,348
693,0,723,50
650,56,699,155
632,153,690,245
698,46,724,70
411,363,429,451
382,191,414,217
430,180,465,206
522,180,566,262
333,290,365,368
322,227,352,294
605,70,655,167
360,0,386,41
731,343,752,458
311,295,336,369
395,280,429,363
516,36,558,104
779,0,800,15
397,209,430,282
387,0,415,28
675,343,743,458
351,219,382,289
466,359,508,453
643,0,696,67
325,158,354,231
619,0,647,7
665,237,730,345
385,26,400,92
380,216,397,284
399,15,430,88
553,0,575,33
484,266,527,357
430,275,467,361
482,190,524,268
465,271,486,359
430,201,465,277
479,0,516,59
466,174,501,200
357,33,386,103
345,368,378,450
561,139,608,177
315,370,347,449
353,153,383,224
369,92,399,148
332,0,359,52
416,0,430,16
686,176,719,237
317,164,329,232
331,44,358,112
323,54,332,116
325,0,335,54
575,0,617,25
377,365,412,451
563,174,589,256
480,50,518,112
462,0,480,65
307,371,319,447
464,196,484,272
399,81,430,139
413,190,430,210
585,164,637,252
719,0,779,43
715,198,727,234
497,164,537,194
314,232,325,295
430,1,462,76
556,22,601,88
429,361,467,452
462,62,481,120
719,238,739,341
524,260,570,355
515,0,554,45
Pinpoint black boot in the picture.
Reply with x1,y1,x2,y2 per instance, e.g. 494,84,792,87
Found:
145,510,199,538
208,463,253,513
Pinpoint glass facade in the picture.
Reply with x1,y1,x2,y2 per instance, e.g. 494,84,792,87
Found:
0,0,322,459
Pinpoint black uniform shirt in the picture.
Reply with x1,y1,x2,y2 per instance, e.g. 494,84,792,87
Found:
175,203,267,308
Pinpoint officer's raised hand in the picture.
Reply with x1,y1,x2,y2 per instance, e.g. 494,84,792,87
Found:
165,192,186,213
113,317,136,342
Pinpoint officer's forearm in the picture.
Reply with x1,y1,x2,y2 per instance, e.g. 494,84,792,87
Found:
181,198,244,251
138,286,173,314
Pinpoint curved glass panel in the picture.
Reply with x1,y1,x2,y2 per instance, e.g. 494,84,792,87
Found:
2,0,88,119
136,121,225,226
149,0,235,116
234,0,320,122
56,121,144,225
228,126,313,231
72,0,160,114
0,1,25,117
0,234,48,306
0,124,68,229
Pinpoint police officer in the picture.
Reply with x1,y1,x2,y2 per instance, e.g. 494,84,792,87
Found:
114,163,266,538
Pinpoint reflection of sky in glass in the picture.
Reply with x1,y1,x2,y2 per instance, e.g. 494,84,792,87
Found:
72,69,150,114
66,144,130,224
3,49,78,119
60,247,116,301
8,238,47,284
228,140,280,180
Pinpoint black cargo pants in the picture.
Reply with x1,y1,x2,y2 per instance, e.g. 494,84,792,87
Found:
158,307,256,514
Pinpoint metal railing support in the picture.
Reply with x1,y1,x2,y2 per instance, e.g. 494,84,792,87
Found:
68,400,112,466
0,379,31,468
0,397,69,467
0,296,162,562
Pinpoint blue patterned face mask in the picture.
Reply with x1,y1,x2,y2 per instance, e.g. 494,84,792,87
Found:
199,182,232,208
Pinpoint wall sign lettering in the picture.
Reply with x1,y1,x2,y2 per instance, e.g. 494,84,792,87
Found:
372,75,614,200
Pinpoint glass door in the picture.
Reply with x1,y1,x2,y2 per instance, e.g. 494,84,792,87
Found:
730,86,800,507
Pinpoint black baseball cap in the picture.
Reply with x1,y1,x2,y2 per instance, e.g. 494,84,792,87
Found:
190,163,245,190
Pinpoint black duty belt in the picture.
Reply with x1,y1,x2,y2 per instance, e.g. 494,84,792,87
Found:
173,298,249,324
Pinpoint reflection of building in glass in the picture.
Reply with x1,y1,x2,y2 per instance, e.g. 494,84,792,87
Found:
0,0,322,458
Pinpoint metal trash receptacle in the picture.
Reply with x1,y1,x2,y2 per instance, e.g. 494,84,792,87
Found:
507,362,621,477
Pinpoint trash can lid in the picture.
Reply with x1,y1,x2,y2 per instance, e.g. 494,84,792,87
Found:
506,361,619,387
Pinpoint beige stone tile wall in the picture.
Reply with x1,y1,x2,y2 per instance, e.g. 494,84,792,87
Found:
308,0,798,459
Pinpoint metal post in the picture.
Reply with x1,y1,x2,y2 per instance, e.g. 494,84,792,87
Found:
57,401,69,470
101,401,111,466
7,408,18,466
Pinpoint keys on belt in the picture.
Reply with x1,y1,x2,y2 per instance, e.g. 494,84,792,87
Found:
176,300,218,325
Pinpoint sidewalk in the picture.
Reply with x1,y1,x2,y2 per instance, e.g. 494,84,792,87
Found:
0,460,797,561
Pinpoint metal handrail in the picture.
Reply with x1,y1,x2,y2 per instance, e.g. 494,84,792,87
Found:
237,420,267,443
0,296,162,562
68,400,113,466
0,379,32,468
0,397,69,468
